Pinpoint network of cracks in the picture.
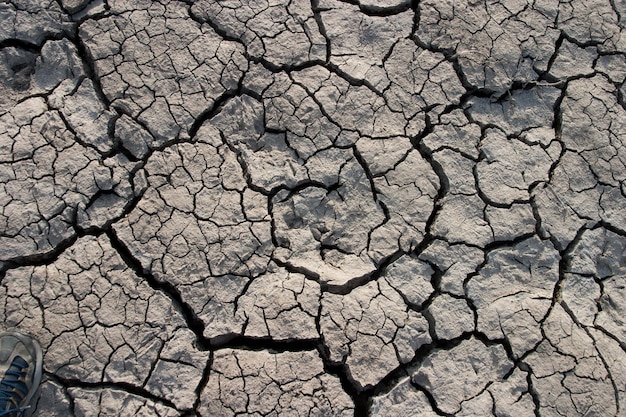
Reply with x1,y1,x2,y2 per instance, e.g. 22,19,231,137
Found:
1,0,626,416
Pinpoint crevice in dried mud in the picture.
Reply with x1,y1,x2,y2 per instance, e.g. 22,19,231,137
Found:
324,61,386,97
185,2,246,47
0,38,41,52
209,335,319,352
408,382,449,416
408,116,451,256
50,373,180,412
335,0,413,16
192,351,213,415
188,88,244,140
352,144,387,215
2,2,624,416
322,249,408,295
322,360,370,417
70,33,110,109
310,0,331,63
525,368,543,417
37,373,78,417
542,225,589,322
105,229,211,351
0,232,80,271
366,335,484,415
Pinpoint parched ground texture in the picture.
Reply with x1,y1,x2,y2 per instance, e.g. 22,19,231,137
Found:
1,0,626,416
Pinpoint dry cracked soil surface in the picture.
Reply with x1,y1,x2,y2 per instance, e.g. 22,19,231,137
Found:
1,0,626,416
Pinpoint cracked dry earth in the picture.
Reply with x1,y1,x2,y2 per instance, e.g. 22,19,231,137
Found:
2,1,626,417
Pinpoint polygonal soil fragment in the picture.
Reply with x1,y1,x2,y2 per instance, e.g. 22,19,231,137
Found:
562,76,626,184
28,379,72,417
1,235,209,411
113,134,273,339
557,227,626,414
370,378,439,417
69,388,180,417
416,0,560,93
0,38,137,261
0,0,74,45
533,75,626,248
466,236,560,357
0,39,84,113
369,149,440,258
419,239,484,297
456,367,535,417
235,265,320,340
383,38,465,123
475,129,558,205
522,198,626,417
468,87,561,137
562,226,626,335
318,0,413,85
411,337,514,415
549,39,597,79
79,0,247,142
271,165,385,287
203,92,439,287
290,65,411,137
0,97,133,261
199,349,354,416
373,363,534,417
557,0,626,49
320,255,433,390
532,151,602,250
426,294,474,340
429,147,493,247
525,305,622,417
191,0,327,67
